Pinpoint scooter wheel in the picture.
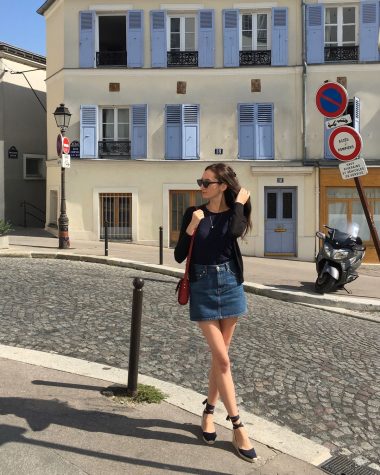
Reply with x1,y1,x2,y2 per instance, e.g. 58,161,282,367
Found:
314,274,338,294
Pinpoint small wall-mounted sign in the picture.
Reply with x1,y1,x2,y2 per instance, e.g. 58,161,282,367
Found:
8,146,18,159
70,140,80,158
251,79,261,92
109,82,120,92
215,148,223,155
277,178,284,183
177,81,187,94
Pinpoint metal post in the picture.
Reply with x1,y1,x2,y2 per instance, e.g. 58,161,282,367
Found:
354,177,380,260
58,131,70,249
159,226,163,265
104,220,109,256
22,201,27,227
127,278,144,397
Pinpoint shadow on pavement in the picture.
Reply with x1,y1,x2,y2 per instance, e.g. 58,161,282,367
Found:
0,423,232,475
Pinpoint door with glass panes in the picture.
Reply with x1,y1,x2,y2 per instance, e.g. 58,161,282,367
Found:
265,188,297,255
170,190,204,247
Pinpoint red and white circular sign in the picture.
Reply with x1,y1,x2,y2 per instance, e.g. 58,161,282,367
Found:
328,126,362,161
62,136,70,154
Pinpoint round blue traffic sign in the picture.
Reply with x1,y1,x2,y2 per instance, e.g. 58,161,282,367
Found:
316,82,348,118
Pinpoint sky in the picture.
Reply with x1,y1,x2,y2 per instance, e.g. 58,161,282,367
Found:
0,0,46,56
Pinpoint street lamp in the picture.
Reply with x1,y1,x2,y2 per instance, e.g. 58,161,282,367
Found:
53,103,71,249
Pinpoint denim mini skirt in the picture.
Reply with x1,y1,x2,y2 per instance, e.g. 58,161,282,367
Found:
189,260,247,322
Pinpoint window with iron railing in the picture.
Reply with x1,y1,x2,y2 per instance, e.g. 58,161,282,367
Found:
99,108,131,158
324,6,358,62
167,14,198,66
239,12,271,66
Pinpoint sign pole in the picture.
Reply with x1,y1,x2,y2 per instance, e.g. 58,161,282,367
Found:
354,177,380,260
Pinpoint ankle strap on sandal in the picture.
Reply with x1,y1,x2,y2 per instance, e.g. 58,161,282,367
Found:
202,399,215,414
226,414,244,429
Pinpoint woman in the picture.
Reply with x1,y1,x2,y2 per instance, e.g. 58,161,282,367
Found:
174,163,257,463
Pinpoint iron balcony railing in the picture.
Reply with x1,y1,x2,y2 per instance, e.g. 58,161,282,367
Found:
239,50,271,66
167,51,198,67
98,140,131,158
324,46,359,63
96,51,127,67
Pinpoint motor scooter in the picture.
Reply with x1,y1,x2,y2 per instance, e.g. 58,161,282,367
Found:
315,225,366,294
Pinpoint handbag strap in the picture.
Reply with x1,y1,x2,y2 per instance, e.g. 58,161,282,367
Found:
184,231,196,279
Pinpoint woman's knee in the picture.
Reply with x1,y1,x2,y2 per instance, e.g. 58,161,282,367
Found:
213,353,231,374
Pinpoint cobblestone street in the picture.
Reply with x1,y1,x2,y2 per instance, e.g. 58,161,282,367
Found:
0,258,379,467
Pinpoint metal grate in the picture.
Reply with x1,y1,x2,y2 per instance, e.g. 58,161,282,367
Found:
99,193,132,240
320,455,379,475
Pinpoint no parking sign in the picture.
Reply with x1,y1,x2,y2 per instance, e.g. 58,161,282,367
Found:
316,82,348,118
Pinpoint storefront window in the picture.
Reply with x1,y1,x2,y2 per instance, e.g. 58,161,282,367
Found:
327,187,380,241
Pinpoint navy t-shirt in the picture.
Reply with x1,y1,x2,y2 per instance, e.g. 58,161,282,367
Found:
192,206,233,265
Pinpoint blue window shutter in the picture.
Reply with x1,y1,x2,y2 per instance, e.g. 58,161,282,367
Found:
256,104,274,159
127,10,144,67
306,5,324,64
198,10,215,67
324,119,335,160
223,9,239,67
131,105,147,158
238,104,255,159
80,105,98,158
359,1,379,61
353,97,360,132
271,8,288,66
151,10,167,67
79,11,95,68
182,105,200,160
166,105,182,159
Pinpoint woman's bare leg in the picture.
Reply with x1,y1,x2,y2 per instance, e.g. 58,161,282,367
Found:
202,318,237,435
199,319,253,450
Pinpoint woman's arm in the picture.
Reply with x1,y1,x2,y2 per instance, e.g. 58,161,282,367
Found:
174,207,196,263
230,202,247,238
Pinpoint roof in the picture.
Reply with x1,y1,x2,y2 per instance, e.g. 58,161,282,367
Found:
0,42,46,66
37,0,57,15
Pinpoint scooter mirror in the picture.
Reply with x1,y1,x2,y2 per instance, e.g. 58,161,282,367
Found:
316,231,325,239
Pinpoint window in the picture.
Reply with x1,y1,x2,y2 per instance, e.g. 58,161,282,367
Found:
79,10,144,68
150,10,214,68
99,108,131,157
325,6,357,47
238,103,274,159
165,104,200,160
80,104,147,159
167,14,198,67
97,15,127,66
101,108,130,141
327,187,380,242
168,15,197,51
23,154,45,180
240,12,270,51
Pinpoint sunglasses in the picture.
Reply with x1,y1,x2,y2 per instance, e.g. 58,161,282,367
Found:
197,179,222,188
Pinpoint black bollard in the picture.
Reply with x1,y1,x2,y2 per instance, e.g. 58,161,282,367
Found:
104,220,109,256
127,278,144,397
159,226,163,265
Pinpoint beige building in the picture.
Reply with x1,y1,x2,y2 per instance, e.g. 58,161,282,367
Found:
38,0,380,262
0,43,47,227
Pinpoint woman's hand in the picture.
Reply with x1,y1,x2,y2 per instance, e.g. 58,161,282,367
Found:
186,209,204,235
236,187,250,205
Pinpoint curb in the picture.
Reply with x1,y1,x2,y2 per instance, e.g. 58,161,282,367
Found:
0,344,331,467
1,250,380,315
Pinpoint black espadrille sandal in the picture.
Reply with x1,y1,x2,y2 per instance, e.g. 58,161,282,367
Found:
201,399,217,445
226,415,257,462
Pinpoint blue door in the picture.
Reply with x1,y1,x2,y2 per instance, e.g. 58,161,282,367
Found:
265,188,297,255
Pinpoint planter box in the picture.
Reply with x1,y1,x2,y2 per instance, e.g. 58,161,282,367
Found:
0,235,9,249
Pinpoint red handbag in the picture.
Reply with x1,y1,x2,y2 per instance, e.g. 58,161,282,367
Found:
176,231,196,305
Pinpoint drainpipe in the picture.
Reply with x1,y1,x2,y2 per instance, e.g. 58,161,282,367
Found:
301,0,307,164
302,1,319,256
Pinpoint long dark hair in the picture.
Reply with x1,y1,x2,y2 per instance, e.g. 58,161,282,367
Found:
205,163,252,238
